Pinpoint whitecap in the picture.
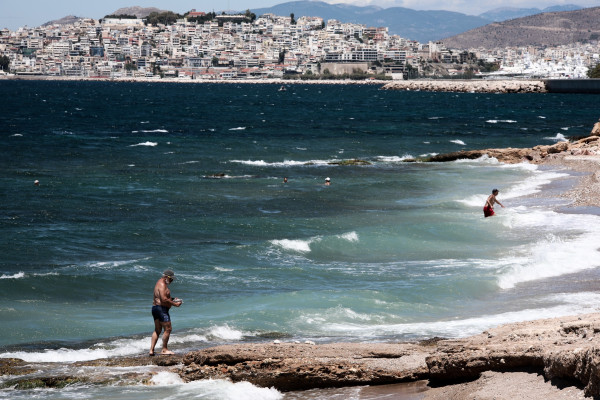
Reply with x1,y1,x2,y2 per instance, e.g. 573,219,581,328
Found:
207,324,245,340
0,272,25,279
271,238,317,253
161,377,283,399
450,139,466,145
11,133,23,137
543,133,568,142
129,141,158,147
230,159,330,167
338,231,359,242
259,208,281,214
497,217,600,289
229,127,247,131
486,120,517,124
376,155,415,162
138,129,168,133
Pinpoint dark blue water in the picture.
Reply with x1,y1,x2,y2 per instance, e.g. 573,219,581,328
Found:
2,80,600,399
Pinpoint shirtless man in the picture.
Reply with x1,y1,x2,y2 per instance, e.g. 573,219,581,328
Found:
150,269,182,356
483,188,505,217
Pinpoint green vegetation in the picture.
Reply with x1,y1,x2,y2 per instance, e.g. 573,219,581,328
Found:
0,55,10,72
146,11,183,26
244,9,257,23
478,60,500,72
290,13,296,25
184,11,216,24
588,63,600,78
103,14,138,19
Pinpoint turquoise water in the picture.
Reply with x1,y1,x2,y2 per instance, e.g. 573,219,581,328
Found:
2,81,600,399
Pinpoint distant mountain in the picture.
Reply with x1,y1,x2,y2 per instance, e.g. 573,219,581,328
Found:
442,6,600,49
479,4,583,21
42,15,86,27
248,1,490,43
109,6,169,18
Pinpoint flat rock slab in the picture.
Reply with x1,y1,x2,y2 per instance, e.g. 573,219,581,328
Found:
181,342,432,391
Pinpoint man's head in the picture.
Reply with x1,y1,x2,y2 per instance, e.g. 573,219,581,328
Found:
492,189,499,195
163,269,175,283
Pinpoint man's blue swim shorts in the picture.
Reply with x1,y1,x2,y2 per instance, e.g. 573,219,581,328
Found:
152,305,171,322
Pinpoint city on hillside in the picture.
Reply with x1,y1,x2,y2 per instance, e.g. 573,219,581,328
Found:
0,10,599,80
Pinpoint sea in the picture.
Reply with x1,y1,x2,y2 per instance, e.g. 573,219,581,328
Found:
1,80,600,399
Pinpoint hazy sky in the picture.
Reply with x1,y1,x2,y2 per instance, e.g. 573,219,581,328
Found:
2,0,600,31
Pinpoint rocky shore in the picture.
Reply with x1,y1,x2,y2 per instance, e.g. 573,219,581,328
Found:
3,122,599,398
2,75,549,93
179,313,600,397
382,79,547,93
4,313,600,398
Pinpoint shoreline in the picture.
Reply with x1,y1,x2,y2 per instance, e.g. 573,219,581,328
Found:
2,114,599,397
0,74,386,86
3,75,599,94
0,75,547,93
3,147,600,398
4,313,600,398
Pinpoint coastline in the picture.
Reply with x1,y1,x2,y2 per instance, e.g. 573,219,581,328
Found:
0,74,386,86
0,75,546,93
2,125,600,398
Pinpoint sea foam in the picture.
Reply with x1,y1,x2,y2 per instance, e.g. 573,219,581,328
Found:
230,159,330,167
129,141,158,147
271,238,315,253
310,292,600,339
0,272,25,279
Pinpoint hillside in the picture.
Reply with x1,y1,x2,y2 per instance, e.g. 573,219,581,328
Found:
109,6,169,18
42,15,85,26
442,6,600,49
479,4,582,21
249,1,489,43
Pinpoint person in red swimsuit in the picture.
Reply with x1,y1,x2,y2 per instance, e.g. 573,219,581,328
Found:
484,189,504,217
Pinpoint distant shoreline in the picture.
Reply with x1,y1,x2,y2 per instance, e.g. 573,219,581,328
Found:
0,75,386,86
6,75,599,93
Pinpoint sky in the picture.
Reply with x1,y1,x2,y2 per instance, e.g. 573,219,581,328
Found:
2,0,600,31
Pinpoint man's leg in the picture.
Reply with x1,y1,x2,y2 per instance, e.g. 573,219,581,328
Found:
150,318,162,355
160,321,174,354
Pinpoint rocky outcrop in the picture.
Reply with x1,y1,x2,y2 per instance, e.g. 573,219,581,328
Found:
592,120,600,136
427,313,600,397
382,80,547,93
177,314,600,397
181,342,430,391
4,314,600,396
426,136,599,164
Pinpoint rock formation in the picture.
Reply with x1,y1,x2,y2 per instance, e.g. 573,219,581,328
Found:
382,80,547,93
181,342,430,391
426,136,599,164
